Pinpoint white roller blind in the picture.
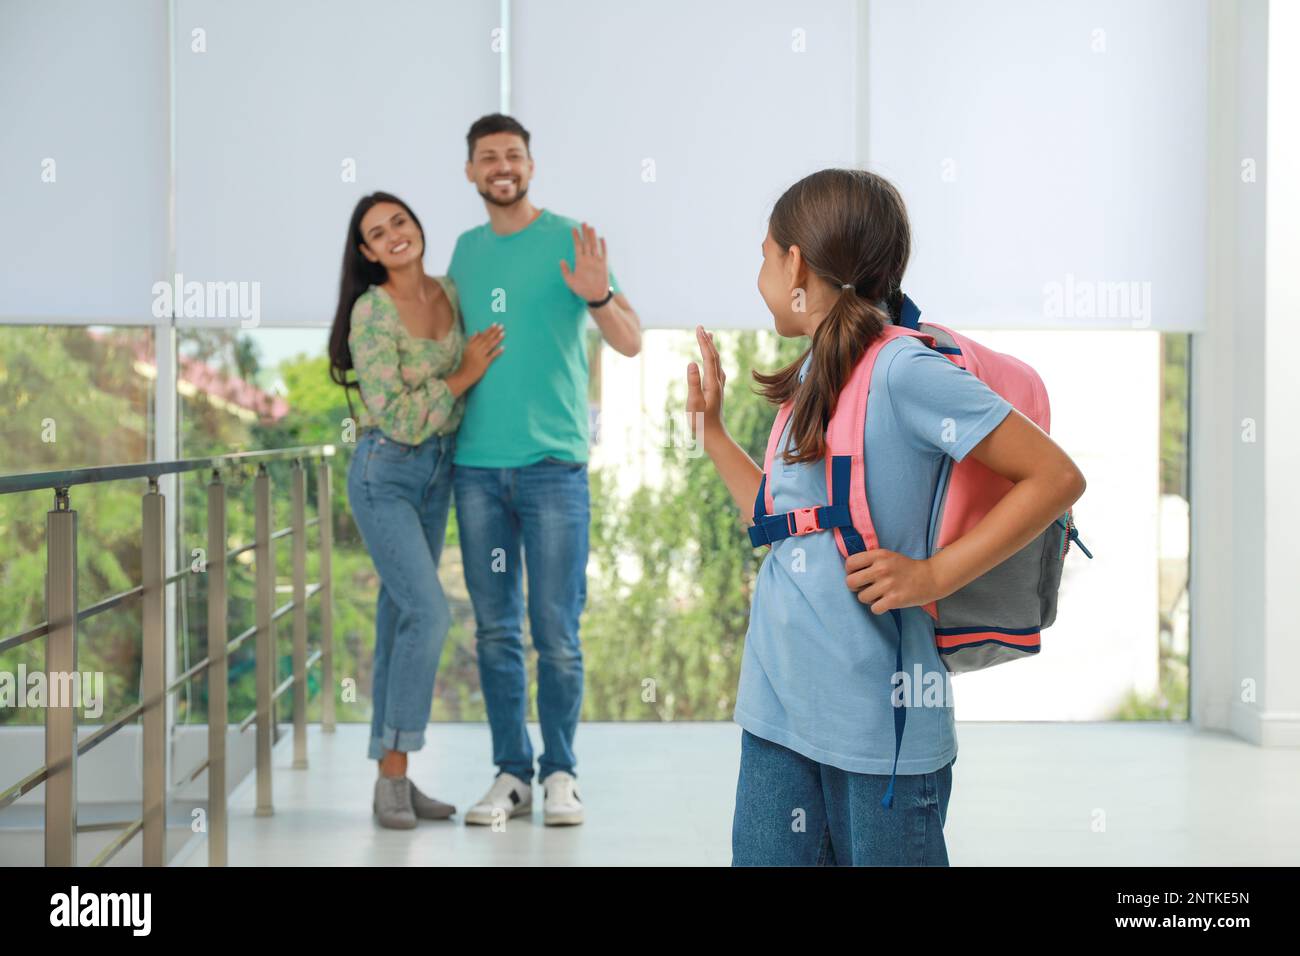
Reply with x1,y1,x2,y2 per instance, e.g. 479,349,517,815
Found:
0,0,168,323
512,0,858,330
2,0,1212,333
172,0,501,328
866,0,1209,331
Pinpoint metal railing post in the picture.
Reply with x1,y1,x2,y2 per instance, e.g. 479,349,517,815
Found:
290,459,307,769
141,477,167,866
44,487,77,867
206,470,228,866
254,464,274,817
318,456,335,733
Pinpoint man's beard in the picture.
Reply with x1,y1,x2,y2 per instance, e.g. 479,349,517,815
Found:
478,181,529,208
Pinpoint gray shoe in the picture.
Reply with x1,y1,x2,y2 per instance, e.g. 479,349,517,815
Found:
408,779,456,820
373,775,417,829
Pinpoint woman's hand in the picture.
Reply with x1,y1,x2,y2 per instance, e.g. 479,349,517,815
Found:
686,325,726,441
448,324,505,396
844,548,948,615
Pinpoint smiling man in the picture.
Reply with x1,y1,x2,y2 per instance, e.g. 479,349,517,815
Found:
449,113,641,827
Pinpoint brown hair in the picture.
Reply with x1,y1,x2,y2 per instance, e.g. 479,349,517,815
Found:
466,113,531,160
752,168,911,464
328,191,426,422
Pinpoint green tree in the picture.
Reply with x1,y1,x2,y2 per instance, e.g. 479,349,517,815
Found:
581,330,806,720
0,327,151,727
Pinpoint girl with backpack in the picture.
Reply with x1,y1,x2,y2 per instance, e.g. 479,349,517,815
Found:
685,168,1086,866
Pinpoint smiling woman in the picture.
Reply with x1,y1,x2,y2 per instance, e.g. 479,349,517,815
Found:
327,193,504,434
324,190,505,829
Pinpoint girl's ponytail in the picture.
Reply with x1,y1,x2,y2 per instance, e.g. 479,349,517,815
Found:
785,286,888,462
753,169,912,464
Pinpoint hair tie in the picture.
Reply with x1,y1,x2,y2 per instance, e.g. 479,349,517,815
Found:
840,283,854,291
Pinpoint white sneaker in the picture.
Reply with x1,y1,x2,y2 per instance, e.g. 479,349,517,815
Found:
542,771,584,826
464,772,532,826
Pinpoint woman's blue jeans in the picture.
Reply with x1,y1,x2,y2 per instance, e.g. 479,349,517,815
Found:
732,730,955,866
346,427,455,761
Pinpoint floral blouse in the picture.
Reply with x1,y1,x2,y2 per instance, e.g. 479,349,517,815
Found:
348,277,466,445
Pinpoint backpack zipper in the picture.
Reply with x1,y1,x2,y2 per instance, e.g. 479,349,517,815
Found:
1055,512,1074,560
1054,511,1094,560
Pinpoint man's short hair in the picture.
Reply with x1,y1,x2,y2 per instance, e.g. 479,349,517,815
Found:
466,113,531,160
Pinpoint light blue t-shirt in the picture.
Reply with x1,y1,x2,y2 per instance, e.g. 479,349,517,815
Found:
734,335,1013,775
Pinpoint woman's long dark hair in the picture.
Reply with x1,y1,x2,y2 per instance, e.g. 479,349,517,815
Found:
327,192,426,410
752,169,911,464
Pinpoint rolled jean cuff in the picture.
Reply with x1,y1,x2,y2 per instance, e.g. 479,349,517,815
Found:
369,725,426,760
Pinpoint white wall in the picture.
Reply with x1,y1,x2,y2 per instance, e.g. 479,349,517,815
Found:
1260,0,1300,742
865,0,1209,332
1226,0,1269,739
1195,0,1300,747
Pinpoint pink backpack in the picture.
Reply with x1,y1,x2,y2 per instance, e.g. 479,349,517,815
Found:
748,296,1091,806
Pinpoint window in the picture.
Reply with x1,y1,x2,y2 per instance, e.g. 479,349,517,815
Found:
0,326,155,727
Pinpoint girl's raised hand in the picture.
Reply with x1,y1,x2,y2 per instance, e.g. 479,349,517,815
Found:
686,325,726,439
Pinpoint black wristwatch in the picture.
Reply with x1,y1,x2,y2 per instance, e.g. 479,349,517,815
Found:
586,286,615,309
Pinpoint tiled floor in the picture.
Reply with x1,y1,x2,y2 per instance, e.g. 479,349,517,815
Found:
181,721,1300,866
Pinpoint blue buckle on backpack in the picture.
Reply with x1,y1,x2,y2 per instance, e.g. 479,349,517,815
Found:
748,503,852,547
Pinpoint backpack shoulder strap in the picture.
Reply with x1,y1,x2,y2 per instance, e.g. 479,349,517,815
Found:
748,325,935,550
824,325,935,558
757,400,795,518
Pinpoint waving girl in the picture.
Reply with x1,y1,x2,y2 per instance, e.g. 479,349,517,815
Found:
687,169,1085,866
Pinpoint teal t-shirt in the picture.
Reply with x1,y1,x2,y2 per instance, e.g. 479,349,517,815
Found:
447,209,621,468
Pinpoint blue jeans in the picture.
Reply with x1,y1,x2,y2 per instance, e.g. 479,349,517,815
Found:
732,730,955,866
453,457,589,784
346,428,455,761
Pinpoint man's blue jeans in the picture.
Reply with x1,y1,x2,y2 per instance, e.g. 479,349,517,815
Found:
732,730,955,866
453,457,589,784
346,428,455,761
